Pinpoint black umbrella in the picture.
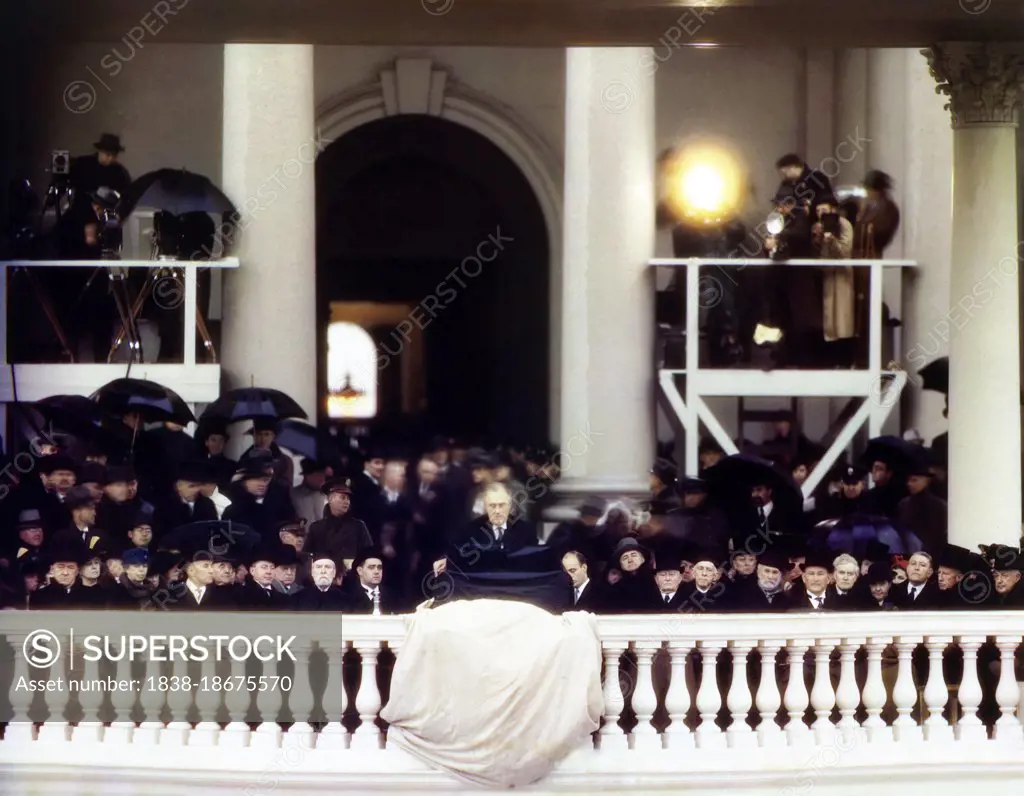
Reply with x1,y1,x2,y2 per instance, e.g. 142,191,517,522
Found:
92,378,195,424
918,357,948,394
122,168,236,217
274,420,343,467
160,520,260,560
704,453,803,505
861,435,919,473
200,387,307,424
20,395,110,437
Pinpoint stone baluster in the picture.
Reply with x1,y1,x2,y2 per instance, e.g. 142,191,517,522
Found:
8,632,41,742
695,641,725,749
784,640,812,746
191,654,221,747
350,643,382,751
69,650,104,743
755,640,784,747
726,641,755,748
36,639,71,743
105,652,136,745
221,655,252,748
284,638,316,751
663,641,694,749
810,638,838,744
923,636,954,742
862,637,892,743
161,657,192,745
631,642,661,750
253,656,285,749
892,636,922,742
955,636,986,741
382,640,401,748
836,637,864,741
993,636,1024,742
320,642,347,748
599,641,628,751
135,659,166,745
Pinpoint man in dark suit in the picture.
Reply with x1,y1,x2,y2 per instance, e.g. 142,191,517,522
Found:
306,477,374,572
653,553,687,611
562,550,604,612
342,548,397,614
162,550,238,611
49,486,111,555
732,480,806,552
223,458,294,542
727,549,790,612
31,542,104,609
785,551,836,611
152,461,219,542
350,445,387,543
890,551,942,609
239,546,293,610
896,460,948,553
196,418,238,493
294,553,348,611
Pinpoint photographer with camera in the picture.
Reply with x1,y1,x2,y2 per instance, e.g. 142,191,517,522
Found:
812,201,856,367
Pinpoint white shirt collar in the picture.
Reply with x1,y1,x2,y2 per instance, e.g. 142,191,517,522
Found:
186,580,206,602
762,501,774,516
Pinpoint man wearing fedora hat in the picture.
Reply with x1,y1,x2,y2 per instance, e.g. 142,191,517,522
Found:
49,485,111,554
70,133,131,202
223,455,295,542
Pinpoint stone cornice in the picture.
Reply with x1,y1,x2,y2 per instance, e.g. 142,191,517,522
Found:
923,43,1024,128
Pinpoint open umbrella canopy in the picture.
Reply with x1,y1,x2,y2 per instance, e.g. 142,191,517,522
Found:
122,168,236,217
18,394,110,438
811,514,922,558
704,453,803,505
861,435,920,474
273,419,343,467
159,520,260,560
92,378,195,425
200,387,307,424
918,356,948,394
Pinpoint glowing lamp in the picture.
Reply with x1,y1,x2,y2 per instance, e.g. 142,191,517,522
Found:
660,143,745,226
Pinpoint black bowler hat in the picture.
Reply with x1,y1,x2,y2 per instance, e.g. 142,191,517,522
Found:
65,485,97,511
803,551,834,572
300,458,328,475
866,562,892,584
237,458,274,480
105,465,136,484
677,476,708,494
274,545,301,568
46,540,87,567
78,461,107,486
38,454,76,475
757,549,792,571
352,547,384,570
93,133,125,153
937,544,972,572
177,460,213,483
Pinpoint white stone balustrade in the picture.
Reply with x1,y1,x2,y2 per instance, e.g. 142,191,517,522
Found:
0,611,1023,795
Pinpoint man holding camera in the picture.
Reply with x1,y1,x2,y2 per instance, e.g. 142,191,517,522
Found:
812,200,856,367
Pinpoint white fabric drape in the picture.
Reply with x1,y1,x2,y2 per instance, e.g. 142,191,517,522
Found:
380,599,604,788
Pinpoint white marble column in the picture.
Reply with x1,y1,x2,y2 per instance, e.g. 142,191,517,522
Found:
557,47,656,501
925,43,1024,548
221,44,318,422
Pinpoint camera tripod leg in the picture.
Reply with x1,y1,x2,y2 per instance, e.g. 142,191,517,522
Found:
107,272,145,363
194,305,217,363
15,268,76,362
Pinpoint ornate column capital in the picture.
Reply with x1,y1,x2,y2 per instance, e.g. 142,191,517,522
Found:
923,43,1024,127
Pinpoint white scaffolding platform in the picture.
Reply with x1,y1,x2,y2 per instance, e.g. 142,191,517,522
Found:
0,259,239,433
653,257,917,498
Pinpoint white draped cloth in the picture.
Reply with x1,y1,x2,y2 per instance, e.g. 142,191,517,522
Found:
379,599,604,788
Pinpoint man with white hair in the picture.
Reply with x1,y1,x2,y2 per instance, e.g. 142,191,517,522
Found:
294,553,347,610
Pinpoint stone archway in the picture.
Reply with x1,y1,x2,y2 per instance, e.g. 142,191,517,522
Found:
316,57,564,439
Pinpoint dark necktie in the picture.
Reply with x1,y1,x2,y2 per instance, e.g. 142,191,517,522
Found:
664,594,671,604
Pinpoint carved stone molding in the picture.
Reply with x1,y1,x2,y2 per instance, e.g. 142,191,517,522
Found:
923,43,1024,127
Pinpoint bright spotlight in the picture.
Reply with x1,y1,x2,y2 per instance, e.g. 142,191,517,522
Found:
660,143,745,226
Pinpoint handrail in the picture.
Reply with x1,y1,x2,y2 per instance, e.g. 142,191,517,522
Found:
650,257,917,267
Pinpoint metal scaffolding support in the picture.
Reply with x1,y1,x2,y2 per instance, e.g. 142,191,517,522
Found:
653,257,917,498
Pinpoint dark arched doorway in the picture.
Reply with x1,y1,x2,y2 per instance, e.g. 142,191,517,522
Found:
316,115,549,443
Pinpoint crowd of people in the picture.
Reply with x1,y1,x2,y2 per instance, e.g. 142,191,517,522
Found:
1,400,1021,616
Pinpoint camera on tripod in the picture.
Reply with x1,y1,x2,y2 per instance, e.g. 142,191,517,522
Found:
51,150,71,176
